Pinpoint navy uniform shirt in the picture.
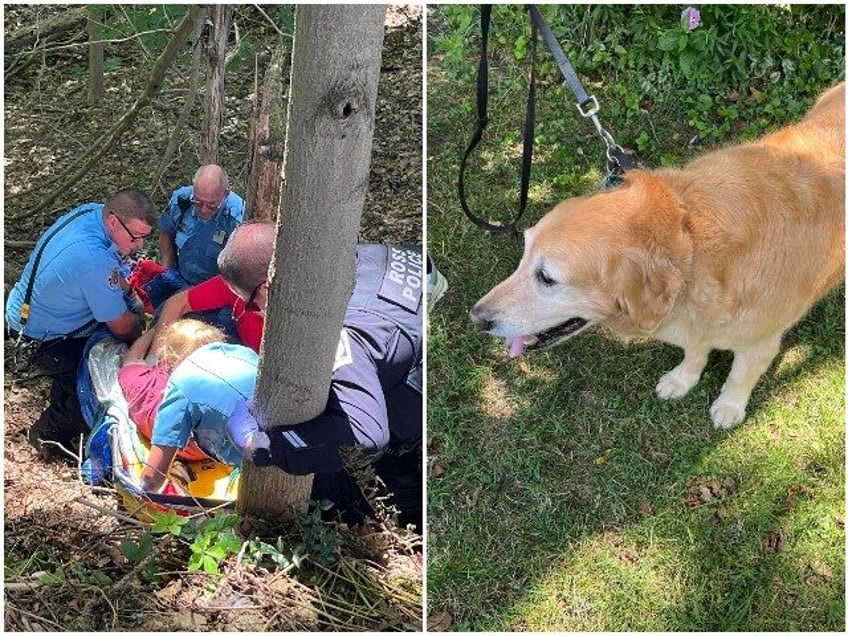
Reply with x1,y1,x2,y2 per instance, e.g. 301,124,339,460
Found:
6,204,128,339
157,185,245,285
266,244,424,475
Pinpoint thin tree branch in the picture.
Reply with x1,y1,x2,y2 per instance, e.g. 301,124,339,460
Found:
25,7,201,216
252,4,288,38
8,29,174,60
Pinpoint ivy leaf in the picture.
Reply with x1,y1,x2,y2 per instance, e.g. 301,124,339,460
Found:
121,534,153,562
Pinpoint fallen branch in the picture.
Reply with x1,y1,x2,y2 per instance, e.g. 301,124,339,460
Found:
72,496,148,528
3,600,66,631
6,29,174,61
5,240,37,249
5,6,88,52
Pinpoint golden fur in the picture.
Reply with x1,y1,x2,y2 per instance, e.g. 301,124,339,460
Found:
471,82,844,429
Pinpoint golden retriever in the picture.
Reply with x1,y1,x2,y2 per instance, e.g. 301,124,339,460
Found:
471,82,844,429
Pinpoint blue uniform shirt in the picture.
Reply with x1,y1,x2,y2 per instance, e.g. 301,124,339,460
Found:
5,204,128,339
157,185,245,285
152,342,258,466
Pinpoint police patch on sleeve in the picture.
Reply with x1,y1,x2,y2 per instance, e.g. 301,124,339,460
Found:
107,268,123,290
333,328,354,371
377,246,422,313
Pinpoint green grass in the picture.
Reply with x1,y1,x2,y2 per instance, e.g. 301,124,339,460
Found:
425,6,844,631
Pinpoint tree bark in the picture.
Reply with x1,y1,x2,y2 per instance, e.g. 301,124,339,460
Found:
244,45,290,221
237,5,386,521
87,9,104,106
27,7,200,217
201,5,232,165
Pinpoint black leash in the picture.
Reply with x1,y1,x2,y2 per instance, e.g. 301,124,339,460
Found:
458,5,534,234
458,5,634,234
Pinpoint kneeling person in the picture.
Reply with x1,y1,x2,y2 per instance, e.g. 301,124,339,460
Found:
141,342,258,492
145,164,245,308
227,242,424,531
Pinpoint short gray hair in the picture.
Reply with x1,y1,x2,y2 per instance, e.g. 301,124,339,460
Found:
217,221,276,293
193,164,229,190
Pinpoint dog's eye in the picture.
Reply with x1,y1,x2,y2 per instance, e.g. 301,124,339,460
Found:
535,268,556,287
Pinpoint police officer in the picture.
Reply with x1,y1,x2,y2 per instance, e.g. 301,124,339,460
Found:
146,164,245,308
6,189,156,458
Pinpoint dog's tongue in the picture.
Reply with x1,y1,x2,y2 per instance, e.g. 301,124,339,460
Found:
506,336,537,358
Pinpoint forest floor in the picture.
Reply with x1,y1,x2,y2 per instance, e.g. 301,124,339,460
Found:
4,5,423,631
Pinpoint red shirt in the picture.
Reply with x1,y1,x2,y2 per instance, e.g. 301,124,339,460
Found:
186,275,264,352
117,363,210,462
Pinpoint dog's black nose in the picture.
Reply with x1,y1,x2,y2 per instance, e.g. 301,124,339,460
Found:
469,304,493,331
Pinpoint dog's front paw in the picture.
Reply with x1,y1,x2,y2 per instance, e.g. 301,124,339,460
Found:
709,397,747,430
656,369,698,400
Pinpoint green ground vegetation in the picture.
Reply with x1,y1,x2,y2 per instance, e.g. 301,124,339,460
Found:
426,5,844,631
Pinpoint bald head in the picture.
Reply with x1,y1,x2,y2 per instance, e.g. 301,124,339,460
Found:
192,164,229,219
194,164,229,190
217,221,276,294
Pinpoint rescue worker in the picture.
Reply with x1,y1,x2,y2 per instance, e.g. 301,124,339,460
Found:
149,221,272,352
144,164,245,308
151,222,425,530
140,341,259,493
5,189,155,458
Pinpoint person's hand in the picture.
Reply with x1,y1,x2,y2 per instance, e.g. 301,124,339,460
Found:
125,290,146,315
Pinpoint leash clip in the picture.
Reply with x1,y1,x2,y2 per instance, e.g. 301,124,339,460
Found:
576,95,600,119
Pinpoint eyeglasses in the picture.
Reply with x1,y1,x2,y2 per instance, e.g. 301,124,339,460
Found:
231,280,266,322
111,213,150,242
191,190,228,211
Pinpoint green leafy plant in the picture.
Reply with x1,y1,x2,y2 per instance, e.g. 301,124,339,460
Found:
244,536,308,570
431,4,844,158
295,500,342,567
185,512,242,575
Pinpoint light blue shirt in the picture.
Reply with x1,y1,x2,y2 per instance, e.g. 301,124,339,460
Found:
152,343,258,466
5,204,128,339
157,185,245,285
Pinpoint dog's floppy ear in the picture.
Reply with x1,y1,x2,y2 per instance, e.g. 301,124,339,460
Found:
613,247,683,332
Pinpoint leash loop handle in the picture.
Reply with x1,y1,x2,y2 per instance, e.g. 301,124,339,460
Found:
458,4,534,235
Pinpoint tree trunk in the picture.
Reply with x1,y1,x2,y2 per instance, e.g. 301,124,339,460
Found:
27,7,200,216
201,5,232,165
237,5,386,521
244,45,290,221
87,9,104,106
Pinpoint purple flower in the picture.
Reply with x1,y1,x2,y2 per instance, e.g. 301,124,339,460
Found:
681,6,701,30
